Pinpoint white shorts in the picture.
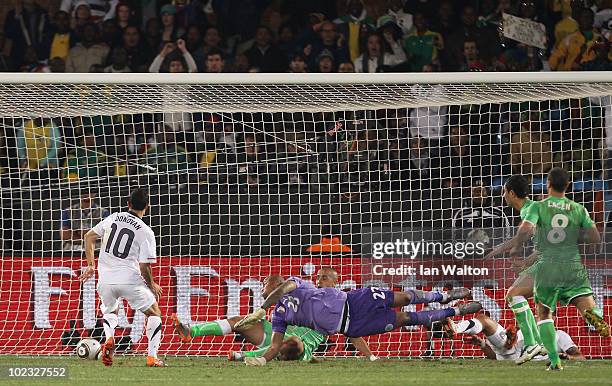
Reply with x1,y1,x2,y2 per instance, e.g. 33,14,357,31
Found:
97,281,156,314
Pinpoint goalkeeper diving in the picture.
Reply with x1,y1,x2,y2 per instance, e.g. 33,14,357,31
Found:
487,167,610,371
233,270,481,365
172,268,378,361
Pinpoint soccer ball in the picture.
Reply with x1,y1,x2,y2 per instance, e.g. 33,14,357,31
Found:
76,338,101,360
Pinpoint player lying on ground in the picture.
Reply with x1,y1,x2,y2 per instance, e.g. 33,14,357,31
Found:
171,268,378,362
500,175,545,364
79,188,166,367
487,167,610,371
234,275,482,365
442,314,584,361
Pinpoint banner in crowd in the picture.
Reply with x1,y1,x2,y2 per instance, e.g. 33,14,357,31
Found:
0,257,610,358
502,13,547,49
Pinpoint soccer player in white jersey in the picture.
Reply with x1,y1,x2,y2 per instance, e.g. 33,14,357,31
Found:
79,188,166,367
442,314,584,362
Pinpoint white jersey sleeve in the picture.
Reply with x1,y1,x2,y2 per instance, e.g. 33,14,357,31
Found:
556,330,577,353
139,229,157,264
92,213,115,236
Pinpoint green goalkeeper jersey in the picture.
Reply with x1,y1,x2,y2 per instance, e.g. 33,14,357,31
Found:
523,196,593,264
243,320,325,361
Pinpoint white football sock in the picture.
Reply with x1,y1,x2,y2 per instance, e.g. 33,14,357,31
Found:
103,313,118,340
456,318,483,335
146,316,163,358
486,325,507,348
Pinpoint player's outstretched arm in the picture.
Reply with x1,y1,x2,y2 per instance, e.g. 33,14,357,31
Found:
245,332,285,366
235,280,298,329
79,229,99,282
486,221,534,259
349,337,378,361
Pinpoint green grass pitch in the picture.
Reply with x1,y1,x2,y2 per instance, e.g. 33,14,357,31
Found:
1,356,611,386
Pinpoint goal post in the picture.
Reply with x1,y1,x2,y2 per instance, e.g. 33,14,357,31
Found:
0,72,610,358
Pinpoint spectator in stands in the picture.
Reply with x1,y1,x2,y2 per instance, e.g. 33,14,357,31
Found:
445,5,499,71
231,53,250,72
113,1,132,30
430,0,457,45
121,25,153,72
460,39,489,71
581,37,612,70
184,24,205,71
385,0,413,35
552,0,581,49
303,21,349,71
0,32,12,71
60,191,109,252
246,26,286,72
288,53,307,72
335,0,376,62
277,24,297,59
71,1,93,38
3,0,51,71
338,61,355,72
149,39,197,73
205,48,225,73
404,136,438,189
316,49,335,72
144,17,161,53
65,22,109,72
100,18,120,46
142,126,189,173
403,12,443,72
104,47,130,72
60,0,117,23
202,26,224,56
63,125,107,181
510,109,553,176
354,32,406,72
408,85,447,142
48,10,74,62
550,8,603,70
16,117,60,171
160,4,184,44
441,124,480,188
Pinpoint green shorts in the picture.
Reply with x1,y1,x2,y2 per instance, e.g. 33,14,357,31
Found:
533,261,593,312
520,258,541,277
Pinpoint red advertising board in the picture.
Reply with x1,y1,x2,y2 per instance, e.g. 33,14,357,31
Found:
0,257,610,358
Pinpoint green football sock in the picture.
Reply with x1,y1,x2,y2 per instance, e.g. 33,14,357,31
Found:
525,307,542,344
538,319,561,366
242,346,269,357
190,320,229,337
509,297,538,347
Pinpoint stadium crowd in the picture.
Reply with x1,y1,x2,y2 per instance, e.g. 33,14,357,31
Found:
1,0,612,73
0,0,610,198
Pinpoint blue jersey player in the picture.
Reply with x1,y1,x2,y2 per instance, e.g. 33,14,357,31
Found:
235,276,482,365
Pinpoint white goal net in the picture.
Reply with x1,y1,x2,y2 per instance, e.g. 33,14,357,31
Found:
0,73,610,358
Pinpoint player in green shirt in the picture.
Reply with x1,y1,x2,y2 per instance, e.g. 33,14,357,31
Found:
488,168,609,371
498,175,545,364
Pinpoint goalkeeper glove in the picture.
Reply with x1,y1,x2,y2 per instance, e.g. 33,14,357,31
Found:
245,357,267,366
234,308,266,329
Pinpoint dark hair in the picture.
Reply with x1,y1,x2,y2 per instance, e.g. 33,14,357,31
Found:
279,339,301,361
129,188,149,210
206,48,224,60
505,175,529,198
548,167,570,192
